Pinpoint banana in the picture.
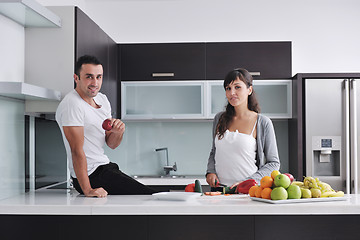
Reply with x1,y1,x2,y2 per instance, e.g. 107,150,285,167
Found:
320,191,336,198
299,176,344,198
329,191,344,198
291,181,304,187
317,181,334,193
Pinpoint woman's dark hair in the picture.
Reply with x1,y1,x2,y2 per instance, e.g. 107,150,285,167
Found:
216,68,260,139
75,55,102,76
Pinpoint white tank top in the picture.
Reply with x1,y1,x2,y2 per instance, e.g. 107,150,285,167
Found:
214,120,258,186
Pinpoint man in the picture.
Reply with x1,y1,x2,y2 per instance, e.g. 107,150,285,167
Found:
56,55,156,197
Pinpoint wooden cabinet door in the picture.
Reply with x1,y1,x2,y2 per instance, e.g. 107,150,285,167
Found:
75,7,119,117
120,43,206,81
206,42,291,80
107,38,118,118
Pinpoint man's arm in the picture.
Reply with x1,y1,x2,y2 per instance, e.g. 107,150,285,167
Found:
105,119,125,149
63,126,108,198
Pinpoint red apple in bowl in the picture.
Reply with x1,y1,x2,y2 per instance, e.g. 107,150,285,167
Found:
102,119,112,131
284,173,294,183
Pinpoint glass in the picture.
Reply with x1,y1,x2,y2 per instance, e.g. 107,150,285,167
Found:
122,81,204,119
209,80,292,119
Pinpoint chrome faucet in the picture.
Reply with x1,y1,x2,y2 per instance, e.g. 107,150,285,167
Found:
155,147,177,176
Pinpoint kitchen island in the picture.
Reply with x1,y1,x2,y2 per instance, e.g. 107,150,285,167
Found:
0,189,359,240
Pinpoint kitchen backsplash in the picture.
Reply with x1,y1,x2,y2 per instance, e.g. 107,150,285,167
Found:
28,117,289,186
0,97,25,200
24,117,290,187
104,119,289,177
105,121,213,176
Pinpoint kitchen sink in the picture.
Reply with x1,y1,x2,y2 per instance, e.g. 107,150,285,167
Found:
132,175,186,179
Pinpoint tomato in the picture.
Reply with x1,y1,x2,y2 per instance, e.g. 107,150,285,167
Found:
185,183,195,192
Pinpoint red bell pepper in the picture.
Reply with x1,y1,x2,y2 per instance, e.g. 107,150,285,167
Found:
185,183,196,192
236,179,257,194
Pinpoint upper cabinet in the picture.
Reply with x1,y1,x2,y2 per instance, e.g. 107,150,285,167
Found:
121,81,204,119
205,42,292,79
119,42,291,81
119,41,292,120
121,80,292,120
120,43,206,81
208,80,292,119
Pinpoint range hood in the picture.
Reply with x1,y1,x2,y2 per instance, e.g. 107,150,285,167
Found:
0,0,61,27
0,82,61,101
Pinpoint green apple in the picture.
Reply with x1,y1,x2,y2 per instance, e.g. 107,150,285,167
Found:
287,185,301,199
271,187,288,200
310,188,321,198
300,188,312,198
274,174,291,189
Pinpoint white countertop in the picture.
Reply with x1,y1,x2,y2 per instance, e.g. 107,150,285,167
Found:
0,189,359,215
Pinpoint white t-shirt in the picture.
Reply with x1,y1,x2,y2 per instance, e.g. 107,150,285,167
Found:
214,128,258,186
55,90,111,178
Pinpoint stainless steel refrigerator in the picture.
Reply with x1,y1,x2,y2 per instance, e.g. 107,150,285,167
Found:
305,78,359,194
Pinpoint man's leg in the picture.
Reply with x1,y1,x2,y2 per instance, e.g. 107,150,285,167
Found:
93,162,158,195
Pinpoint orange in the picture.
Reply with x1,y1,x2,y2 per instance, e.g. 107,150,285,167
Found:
261,187,272,199
260,176,274,188
255,186,263,198
249,185,259,197
271,170,281,180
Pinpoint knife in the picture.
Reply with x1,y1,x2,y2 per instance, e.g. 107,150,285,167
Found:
214,179,227,187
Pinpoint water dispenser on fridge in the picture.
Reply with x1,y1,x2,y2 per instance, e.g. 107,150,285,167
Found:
311,136,341,177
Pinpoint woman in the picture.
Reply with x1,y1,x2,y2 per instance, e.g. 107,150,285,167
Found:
206,68,280,189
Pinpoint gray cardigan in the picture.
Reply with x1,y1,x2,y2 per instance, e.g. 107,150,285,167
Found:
206,112,280,183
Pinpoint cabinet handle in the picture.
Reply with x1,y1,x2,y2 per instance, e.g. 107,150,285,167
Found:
152,73,175,77
249,72,261,76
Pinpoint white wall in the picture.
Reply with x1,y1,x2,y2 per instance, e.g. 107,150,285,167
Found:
38,0,360,74
25,6,75,113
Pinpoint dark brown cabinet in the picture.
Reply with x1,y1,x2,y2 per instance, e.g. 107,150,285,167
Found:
206,42,292,80
75,7,118,117
2,214,360,240
119,42,291,82
120,43,206,81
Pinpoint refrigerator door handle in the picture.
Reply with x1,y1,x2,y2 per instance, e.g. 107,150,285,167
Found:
350,79,358,194
345,79,350,194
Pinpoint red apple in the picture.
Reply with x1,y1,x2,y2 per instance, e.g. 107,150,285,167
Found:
102,119,112,131
284,173,295,183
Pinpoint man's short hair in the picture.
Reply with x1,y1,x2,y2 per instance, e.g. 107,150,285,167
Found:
75,55,102,76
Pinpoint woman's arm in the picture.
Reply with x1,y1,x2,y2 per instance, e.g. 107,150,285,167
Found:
247,117,280,183
206,112,224,186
